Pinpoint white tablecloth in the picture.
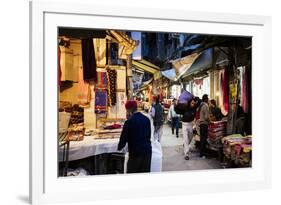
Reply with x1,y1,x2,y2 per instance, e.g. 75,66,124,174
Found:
59,136,122,161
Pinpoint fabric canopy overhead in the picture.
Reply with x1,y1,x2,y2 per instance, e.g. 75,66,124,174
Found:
183,48,213,78
161,52,200,81
132,59,161,80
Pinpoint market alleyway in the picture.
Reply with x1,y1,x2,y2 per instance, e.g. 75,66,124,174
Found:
161,124,222,172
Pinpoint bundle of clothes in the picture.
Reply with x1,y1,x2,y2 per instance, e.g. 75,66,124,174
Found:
59,102,85,141
208,120,227,142
222,134,252,167
66,123,85,141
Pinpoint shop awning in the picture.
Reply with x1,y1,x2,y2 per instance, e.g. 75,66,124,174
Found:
108,30,138,55
161,52,200,81
132,59,161,80
182,48,213,78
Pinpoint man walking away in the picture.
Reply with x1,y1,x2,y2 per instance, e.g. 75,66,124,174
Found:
151,96,164,142
118,100,152,173
199,94,210,158
168,99,180,138
175,97,200,160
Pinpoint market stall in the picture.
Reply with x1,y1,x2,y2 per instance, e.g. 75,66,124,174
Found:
58,29,164,176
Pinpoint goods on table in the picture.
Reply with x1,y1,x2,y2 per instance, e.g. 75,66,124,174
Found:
208,120,227,142
66,123,85,141
222,134,252,167
92,128,122,139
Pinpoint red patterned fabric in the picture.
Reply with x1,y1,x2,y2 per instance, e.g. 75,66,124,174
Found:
221,69,229,114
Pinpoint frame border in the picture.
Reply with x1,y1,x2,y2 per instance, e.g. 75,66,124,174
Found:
30,1,272,204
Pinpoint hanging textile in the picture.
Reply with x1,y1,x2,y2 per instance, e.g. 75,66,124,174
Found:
77,67,91,107
221,69,229,115
223,69,229,114
81,38,97,82
95,71,108,90
242,66,249,113
93,38,107,67
218,70,224,115
116,68,126,91
106,67,117,106
95,90,108,114
219,69,229,116
58,46,62,86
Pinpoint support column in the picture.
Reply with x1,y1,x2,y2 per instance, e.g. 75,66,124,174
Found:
126,54,133,100
210,70,215,99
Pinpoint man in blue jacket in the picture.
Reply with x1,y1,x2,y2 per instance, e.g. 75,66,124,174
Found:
118,100,152,173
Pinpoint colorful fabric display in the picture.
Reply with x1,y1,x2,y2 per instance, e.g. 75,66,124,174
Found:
222,134,252,166
208,120,227,141
208,131,225,139
95,89,107,114
81,38,97,82
106,67,117,106
95,71,108,89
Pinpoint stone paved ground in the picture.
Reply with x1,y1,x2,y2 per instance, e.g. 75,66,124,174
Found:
161,124,222,172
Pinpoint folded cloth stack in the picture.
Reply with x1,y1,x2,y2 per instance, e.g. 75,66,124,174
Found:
208,120,227,141
103,123,122,130
222,134,252,167
67,124,85,141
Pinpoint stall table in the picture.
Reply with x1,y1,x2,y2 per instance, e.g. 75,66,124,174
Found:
59,134,126,175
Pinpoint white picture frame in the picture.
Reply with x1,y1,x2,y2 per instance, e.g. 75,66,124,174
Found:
30,0,272,204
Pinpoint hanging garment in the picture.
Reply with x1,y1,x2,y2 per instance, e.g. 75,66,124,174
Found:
93,38,107,67
220,69,229,115
81,38,97,82
77,67,91,107
58,46,62,86
106,68,117,106
242,66,249,113
95,71,108,90
95,89,107,114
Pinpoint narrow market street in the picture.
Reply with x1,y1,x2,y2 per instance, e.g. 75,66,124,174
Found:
57,28,252,177
161,124,222,171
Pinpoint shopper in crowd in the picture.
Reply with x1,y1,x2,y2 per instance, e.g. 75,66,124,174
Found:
151,95,164,142
117,100,152,173
209,99,223,121
143,98,150,113
175,97,200,160
199,94,210,158
168,99,180,138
